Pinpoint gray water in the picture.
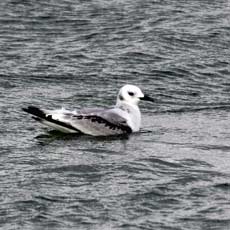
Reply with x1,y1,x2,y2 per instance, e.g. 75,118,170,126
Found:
1,0,230,229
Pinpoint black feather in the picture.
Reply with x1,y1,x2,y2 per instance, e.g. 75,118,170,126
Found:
22,106,81,132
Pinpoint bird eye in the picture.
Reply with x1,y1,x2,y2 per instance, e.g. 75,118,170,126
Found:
128,92,134,96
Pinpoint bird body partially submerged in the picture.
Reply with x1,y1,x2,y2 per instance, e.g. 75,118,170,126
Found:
22,85,154,136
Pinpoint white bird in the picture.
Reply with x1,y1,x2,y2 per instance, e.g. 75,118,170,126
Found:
22,84,154,136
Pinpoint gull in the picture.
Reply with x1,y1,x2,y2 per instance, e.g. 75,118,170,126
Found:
22,84,154,136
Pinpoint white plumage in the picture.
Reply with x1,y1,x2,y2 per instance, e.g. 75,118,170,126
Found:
23,84,154,136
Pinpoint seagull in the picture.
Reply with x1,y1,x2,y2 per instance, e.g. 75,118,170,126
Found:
22,84,154,136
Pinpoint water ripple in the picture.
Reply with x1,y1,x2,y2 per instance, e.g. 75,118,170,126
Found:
1,0,230,229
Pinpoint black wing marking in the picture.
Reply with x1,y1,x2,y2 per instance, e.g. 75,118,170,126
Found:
22,106,81,133
72,114,132,134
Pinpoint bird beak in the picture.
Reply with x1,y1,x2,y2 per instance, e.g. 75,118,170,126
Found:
140,94,155,102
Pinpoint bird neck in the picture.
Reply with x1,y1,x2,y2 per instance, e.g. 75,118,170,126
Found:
116,100,137,110
115,101,141,132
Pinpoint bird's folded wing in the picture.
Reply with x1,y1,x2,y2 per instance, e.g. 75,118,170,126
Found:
23,106,132,135
65,109,132,134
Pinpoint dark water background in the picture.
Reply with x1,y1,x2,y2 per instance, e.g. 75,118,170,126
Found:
1,0,230,229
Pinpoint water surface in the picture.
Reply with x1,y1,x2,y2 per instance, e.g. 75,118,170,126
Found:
0,0,230,229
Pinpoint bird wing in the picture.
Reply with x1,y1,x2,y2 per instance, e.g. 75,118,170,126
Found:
23,106,132,136
64,108,132,136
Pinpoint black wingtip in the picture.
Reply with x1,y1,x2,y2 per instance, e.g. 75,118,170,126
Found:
22,107,29,113
22,106,46,118
22,106,81,133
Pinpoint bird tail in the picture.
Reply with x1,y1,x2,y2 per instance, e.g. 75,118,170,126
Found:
22,106,80,133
